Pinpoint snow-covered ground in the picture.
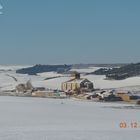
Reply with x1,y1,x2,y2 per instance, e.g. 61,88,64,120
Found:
0,65,140,91
0,65,140,139
70,67,102,73
84,75,140,89
0,96,139,140
0,65,32,71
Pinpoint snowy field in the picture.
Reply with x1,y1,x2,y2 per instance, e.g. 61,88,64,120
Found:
1,65,140,91
0,65,140,139
0,96,139,140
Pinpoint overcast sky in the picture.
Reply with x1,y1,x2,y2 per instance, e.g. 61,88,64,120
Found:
0,0,140,65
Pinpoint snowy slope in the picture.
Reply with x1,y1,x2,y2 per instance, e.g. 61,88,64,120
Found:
83,75,140,89
0,65,140,140
0,65,32,71
0,96,139,140
70,67,101,73
0,65,140,91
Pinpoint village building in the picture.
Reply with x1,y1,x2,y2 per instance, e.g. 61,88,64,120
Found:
61,72,94,93
16,80,33,96
116,90,140,102
32,90,66,98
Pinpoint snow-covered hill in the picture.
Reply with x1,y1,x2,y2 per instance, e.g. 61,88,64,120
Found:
0,65,140,140
0,65,140,91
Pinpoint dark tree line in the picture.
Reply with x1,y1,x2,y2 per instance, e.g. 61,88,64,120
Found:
89,63,140,80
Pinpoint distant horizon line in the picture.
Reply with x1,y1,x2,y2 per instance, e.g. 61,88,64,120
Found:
0,62,138,66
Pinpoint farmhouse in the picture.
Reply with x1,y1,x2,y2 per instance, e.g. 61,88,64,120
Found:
116,91,140,102
61,72,94,93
